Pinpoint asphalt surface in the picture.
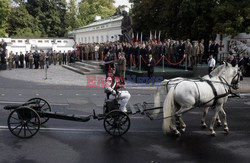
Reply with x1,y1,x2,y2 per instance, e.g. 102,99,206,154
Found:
1,67,250,163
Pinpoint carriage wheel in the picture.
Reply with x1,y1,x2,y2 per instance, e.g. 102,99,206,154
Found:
27,97,51,124
7,107,41,139
104,110,130,136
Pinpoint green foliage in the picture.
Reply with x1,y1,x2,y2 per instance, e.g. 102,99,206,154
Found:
0,0,11,37
8,4,41,37
78,0,115,26
131,0,250,40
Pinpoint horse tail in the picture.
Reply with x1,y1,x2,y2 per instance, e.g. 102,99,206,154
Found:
162,87,175,134
153,86,166,118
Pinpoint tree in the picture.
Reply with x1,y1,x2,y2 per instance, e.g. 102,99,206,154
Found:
131,0,250,41
212,0,250,36
8,4,41,37
25,0,68,37
65,0,83,31
0,0,11,37
78,0,116,26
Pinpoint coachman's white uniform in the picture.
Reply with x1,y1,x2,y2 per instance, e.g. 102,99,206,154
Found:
105,76,131,112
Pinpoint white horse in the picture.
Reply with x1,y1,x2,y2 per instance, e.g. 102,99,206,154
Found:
154,64,226,127
162,63,240,136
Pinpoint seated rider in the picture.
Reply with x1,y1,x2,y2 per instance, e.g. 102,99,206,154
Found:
104,68,131,112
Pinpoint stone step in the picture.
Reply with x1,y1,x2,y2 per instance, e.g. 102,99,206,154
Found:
75,61,101,70
62,65,89,75
79,60,104,66
63,64,103,75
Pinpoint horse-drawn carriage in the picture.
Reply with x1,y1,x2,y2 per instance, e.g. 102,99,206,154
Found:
3,62,242,138
3,97,161,138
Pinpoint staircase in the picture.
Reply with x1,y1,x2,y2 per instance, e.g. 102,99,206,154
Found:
62,60,104,75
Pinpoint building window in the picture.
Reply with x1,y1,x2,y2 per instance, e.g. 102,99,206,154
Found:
88,37,90,43
115,35,118,41
96,36,99,43
81,37,83,43
57,40,62,43
106,35,109,42
38,40,43,43
92,36,94,43
11,40,15,43
78,38,80,43
18,40,23,43
85,37,87,43
63,41,68,43
45,40,49,43
101,36,104,43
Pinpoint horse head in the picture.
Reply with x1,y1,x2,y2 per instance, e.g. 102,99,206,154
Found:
224,63,242,89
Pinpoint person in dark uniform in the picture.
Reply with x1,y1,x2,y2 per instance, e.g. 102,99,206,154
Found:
25,51,29,68
14,52,19,68
33,50,40,69
147,54,155,78
19,52,24,68
227,55,237,67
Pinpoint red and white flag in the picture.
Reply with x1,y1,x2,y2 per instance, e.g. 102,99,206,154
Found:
150,30,152,42
158,31,161,43
140,32,143,43
154,30,157,41
132,32,135,43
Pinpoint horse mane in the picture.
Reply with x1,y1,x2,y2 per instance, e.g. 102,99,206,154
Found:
210,63,226,76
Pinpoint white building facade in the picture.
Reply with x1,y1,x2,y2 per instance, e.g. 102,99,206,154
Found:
0,38,75,57
69,16,122,44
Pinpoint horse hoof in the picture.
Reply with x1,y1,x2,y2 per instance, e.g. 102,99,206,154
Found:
201,124,207,129
224,128,229,134
216,122,222,126
181,128,186,132
175,132,181,137
210,132,216,137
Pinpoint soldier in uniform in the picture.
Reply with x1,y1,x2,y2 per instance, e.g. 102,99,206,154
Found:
198,39,204,64
185,39,193,67
85,44,89,60
90,44,95,60
40,50,45,69
53,50,57,65
29,50,33,69
192,41,200,67
58,50,63,65
25,51,29,68
8,51,14,70
117,52,126,84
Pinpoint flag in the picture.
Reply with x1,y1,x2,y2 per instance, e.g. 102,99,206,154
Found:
158,31,161,43
140,32,143,43
136,32,139,42
132,32,135,43
154,30,157,41
150,30,152,41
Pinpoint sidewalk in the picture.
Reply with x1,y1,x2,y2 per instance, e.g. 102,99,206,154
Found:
0,65,250,92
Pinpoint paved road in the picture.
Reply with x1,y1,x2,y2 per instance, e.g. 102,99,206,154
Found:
1,67,250,163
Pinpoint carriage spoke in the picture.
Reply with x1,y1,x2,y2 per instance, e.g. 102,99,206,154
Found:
11,116,20,121
26,125,33,135
23,125,26,137
11,124,22,132
17,125,24,136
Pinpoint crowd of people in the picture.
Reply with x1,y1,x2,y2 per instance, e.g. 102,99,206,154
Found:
3,38,250,78
6,50,77,70
76,39,250,77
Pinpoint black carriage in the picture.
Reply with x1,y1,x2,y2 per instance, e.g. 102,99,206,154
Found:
3,97,161,138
